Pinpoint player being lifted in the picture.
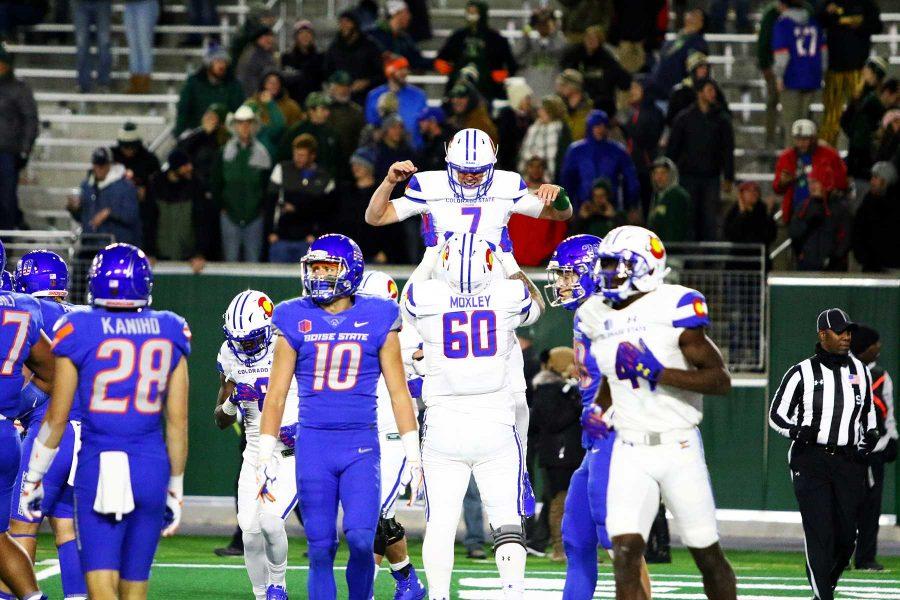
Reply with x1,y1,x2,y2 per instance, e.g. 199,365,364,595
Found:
357,270,427,600
365,127,569,496
576,226,736,600
545,236,651,600
403,233,542,600
2,251,86,600
258,235,421,600
20,243,190,600
214,290,298,600
0,240,54,600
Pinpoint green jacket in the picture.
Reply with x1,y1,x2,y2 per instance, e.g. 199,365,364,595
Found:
175,68,245,136
648,184,694,242
212,137,272,225
277,121,341,176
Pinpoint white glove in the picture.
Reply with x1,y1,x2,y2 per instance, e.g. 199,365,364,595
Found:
19,435,58,521
162,474,184,537
19,473,45,521
256,434,279,503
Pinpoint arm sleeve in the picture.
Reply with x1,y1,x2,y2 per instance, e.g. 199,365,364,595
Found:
50,314,86,363
884,372,897,439
672,291,711,328
769,364,804,437
511,181,544,218
391,195,429,221
170,314,193,359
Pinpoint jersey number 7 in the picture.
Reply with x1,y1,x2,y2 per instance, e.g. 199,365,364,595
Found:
90,338,173,414
0,310,31,375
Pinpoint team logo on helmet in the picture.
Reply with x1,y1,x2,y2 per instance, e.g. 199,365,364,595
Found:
258,295,274,317
693,298,708,317
299,319,312,333
485,248,494,270
387,279,399,300
648,236,665,259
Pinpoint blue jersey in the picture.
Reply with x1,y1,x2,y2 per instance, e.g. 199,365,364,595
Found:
0,291,44,418
273,295,401,430
50,308,191,455
772,15,825,91
574,314,602,449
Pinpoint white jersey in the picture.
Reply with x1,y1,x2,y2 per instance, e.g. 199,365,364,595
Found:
403,277,535,425
217,342,300,461
575,284,711,433
375,322,423,433
391,170,545,247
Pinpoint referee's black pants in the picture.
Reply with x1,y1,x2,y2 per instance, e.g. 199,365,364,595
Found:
854,461,885,567
789,443,867,600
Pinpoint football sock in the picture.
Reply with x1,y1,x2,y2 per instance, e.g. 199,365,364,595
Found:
260,513,288,587
495,543,526,600
562,542,599,599
242,530,268,600
390,557,411,578
57,539,86,599
344,528,376,600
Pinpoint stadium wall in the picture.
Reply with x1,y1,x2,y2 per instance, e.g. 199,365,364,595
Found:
153,266,899,517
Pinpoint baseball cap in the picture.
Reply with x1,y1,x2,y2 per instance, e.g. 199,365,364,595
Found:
386,0,408,16
791,119,817,138
557,68,584,90
293,19,313,33
817,308,856,334
305,91,331,109
327,70,352,86
232,105,257,121
91,147,111,165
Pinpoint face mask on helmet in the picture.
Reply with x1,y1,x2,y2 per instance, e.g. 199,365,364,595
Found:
445,129,497,200
545,263,593,309
223,290,275,366
595,250,655,302
302,257,350,302
225,326,272,365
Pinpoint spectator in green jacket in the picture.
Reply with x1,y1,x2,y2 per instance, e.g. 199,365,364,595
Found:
175,45,245,136
211,105,271,262
647,156,694,241
277,92,341,175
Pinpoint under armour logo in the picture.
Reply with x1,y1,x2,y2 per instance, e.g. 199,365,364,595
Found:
813,379,824,387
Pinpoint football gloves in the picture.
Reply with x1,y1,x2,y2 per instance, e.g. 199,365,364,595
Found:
19,473,45,521
162,475,184,537
857,429,881,456
581,405,611,440
278,424,297,449
615,338,664,391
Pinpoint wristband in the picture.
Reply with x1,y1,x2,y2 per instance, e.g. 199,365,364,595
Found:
401,430,421,463
258,434,277,464
552,186,571,211
168,474,184,499
27,437,59,481
221,398,237,416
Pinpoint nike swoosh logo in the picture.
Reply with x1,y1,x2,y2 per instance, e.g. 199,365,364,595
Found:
354,321,369,327
358,447,373,454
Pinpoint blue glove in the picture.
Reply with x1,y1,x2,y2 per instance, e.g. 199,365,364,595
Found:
407,377,423,399
615,338,664,391
278,424,297,449
233,382,263,410
581,405,610,440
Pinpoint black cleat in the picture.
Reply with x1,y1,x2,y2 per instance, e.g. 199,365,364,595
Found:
214,545,244,557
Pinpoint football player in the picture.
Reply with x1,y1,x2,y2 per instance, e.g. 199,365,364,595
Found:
258,235,421,600
0,270,12,291
0,240,52,600
19,243,191,600
357,271,427,600
545,236,651,600
214,290,298,600
403,233,542,600
2,251,85,600
577,226,736,600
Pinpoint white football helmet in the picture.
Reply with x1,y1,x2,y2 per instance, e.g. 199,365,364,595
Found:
437,233,496,295
357,270,400,304
445,128,497,199
223,289,275,366
595,226,670,302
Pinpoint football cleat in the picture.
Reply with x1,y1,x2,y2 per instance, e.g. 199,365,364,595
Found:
266,584,288,600
392,565,427,600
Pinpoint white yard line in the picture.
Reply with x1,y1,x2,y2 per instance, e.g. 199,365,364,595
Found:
35,564,61,581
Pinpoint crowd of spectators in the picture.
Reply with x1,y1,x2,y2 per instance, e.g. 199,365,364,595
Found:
1,0,897,274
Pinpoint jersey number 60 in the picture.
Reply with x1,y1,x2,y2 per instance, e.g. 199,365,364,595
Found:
442,310,497,358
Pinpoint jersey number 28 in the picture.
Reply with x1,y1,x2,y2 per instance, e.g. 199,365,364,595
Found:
90,339,173,414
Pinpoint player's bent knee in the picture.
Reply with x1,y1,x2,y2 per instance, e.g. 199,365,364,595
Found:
344,528,376,556
492,523,525,551
374,517,405,556
613,535,646,569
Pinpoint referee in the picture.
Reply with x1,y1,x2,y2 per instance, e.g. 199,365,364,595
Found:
769,308,880,600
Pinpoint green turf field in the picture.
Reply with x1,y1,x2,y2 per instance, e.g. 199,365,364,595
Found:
31,535,900,598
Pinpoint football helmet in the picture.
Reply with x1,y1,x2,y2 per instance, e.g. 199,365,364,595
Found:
14,250,69,298
445,128,497,200
595,226,670,303
0,270,12,292
357,270,400,304
88,243,153,308
300,234,365,304
223,290,275,366
436,233,496,295
545,234,602,310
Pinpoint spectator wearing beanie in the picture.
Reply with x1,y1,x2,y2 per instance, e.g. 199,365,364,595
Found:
507,157,569,265
236,25,278,98
560,25,631,119
723,181,777,258
817,0,883,145
514,8,566,99
434,1,518,103
772,3,826,141
446,82,499,143
620,77,665,215
277,92,340,174
325,71,366,179
368,0,431,71
841,76,899,203
555,69,593,140
647,157,694,242
560,109,640,217
773,118,848,223
666,51,729,126
282,20,325,106
324,10,385,105
575,176,625,237
112,121,160,252
177,103,231,202
175,45,245,137
69,147,142,248
415,107,452,173
852,161,900,272
365,55,428,149
518,95,572,182
495,80,535,172
788,164,851,271
666,78,734,240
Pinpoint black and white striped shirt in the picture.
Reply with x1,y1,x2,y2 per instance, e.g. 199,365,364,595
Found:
769,345,877,447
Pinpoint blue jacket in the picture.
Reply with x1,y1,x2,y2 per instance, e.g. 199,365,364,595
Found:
78,163,142,247
364,83,428,150
559,115,640,211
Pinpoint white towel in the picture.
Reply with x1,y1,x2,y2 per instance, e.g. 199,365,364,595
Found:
67,421,82,487
93,451,135,521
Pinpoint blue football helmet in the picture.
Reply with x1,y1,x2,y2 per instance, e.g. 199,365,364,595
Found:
300,234,365,304
445,128,497,200
0,270,12,292
14,250,69,298
545,234,602,310
88,243,153,308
